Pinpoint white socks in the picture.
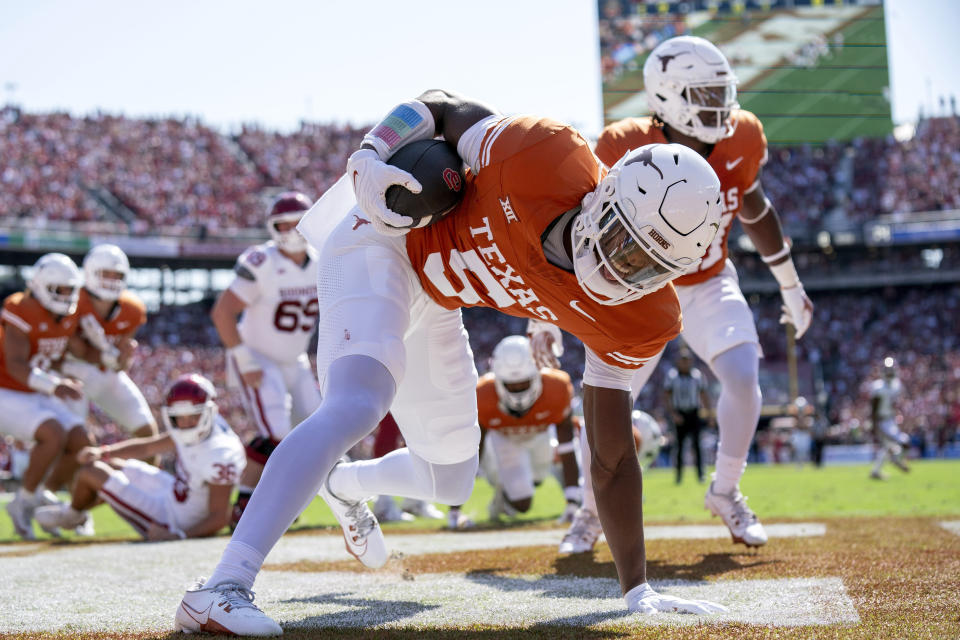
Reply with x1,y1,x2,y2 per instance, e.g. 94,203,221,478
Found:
207,541,265,591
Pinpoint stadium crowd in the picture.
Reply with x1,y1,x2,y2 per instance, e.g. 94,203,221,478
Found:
2,105,958,237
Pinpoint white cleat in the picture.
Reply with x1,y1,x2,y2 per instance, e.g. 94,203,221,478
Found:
5,492,37,541
446,509,475,530
400,498,445,520
175,578,282,636
319,466,388,569
558,508,602,554
704,481,768,547
35,504,89,536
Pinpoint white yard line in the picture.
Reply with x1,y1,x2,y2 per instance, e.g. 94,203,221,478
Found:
0,523,848,632
939,521,960,536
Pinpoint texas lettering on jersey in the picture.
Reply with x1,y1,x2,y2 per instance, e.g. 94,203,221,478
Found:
404,116,681,369
594,110,767,286
478,369,573,437
0,292,79,392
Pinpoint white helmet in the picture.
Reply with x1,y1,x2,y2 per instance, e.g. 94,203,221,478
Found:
491,336,543,416
28,253,82,316
632,410,665,469
572,143,722,305
644,35,739,144
161,374,218,447
266,191,312,254
82,244,129,301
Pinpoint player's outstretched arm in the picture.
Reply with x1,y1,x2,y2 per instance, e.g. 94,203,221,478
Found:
80,432,175,464
582,383,647,591
583,379,727,615
739,182,813,338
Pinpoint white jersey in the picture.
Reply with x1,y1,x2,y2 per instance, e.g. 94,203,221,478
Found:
869,378,902,420
229,241,319,364
170,415,246,526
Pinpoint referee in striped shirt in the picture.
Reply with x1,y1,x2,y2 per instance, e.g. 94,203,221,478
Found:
662,348,712,484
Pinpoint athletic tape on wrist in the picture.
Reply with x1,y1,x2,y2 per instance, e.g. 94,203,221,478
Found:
362,100,436,160
769,256,801,288
556,440,577,455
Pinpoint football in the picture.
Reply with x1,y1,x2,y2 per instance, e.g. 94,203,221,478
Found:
385,139,465,229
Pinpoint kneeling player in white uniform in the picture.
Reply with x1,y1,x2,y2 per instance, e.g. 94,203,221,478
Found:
36,374,245,540
559,409,665,554
61,244,157,442
210,191,322,528
869,357,910,479
478,336,580,522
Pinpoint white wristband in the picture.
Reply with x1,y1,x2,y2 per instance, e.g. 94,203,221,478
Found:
27,367,62,395
362,100,436,160
556,440,577,455
228,345,259,374
563,486,582,504
769,256,801,289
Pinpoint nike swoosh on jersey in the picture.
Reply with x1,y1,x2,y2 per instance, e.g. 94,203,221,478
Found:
116,321,129,329
725,157,743,171
535,411,552,420
569,300,597,322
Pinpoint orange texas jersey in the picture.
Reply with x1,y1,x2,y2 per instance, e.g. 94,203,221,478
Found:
405,115,681,370
76,289,147,340
477,368,574,436
0,291,79,392
595,110,768,286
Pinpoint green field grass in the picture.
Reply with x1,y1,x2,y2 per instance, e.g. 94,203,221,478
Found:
3,459,958,543
601,6,892,144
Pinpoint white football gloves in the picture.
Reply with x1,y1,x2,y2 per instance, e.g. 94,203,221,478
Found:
346,148,422,237
526,318,564,369
625,582,728,615
779,284,813,339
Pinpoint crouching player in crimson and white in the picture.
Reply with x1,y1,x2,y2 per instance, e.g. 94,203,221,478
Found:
35,374,245,540
175,90,727,635
209,191,322,529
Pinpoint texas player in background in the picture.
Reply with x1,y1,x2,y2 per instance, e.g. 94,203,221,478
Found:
0,253,88,539
35,374,245,540
177,89,726,635
60,244,157,451
210,191,322,529
538,36,814,549
479,336,580,523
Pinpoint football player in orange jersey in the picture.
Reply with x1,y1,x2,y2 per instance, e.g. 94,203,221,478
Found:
0,254,89,539
538,36,814,550
478,336,581,523
176,90,726,635
60,244,157,446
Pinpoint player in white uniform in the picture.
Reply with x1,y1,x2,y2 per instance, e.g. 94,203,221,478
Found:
533,36,814,550
35,374,246,540
210,191,322,528
60,244,158,441
869,357,910,479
